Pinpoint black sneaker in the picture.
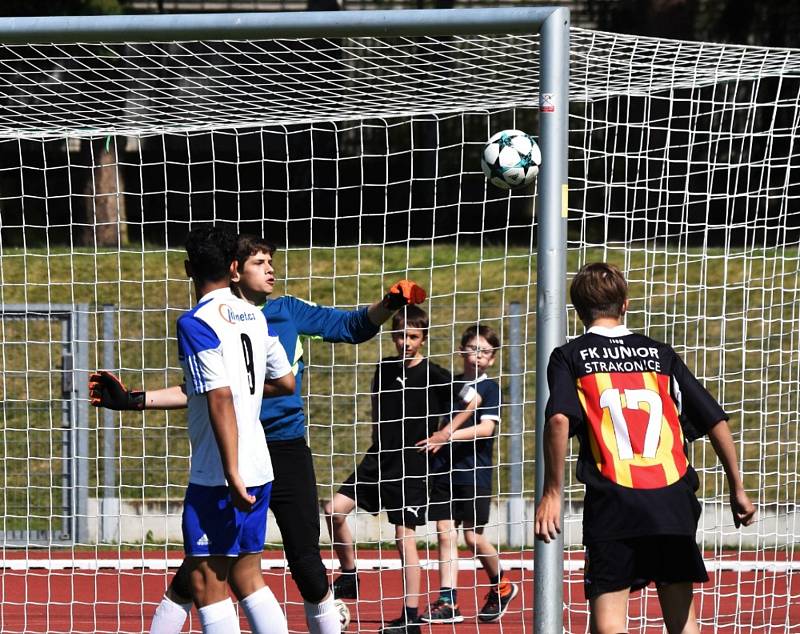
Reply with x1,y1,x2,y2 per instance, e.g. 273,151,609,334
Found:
478,581,519,623
380,616,422,634
331,571,360,599
421,598,463,624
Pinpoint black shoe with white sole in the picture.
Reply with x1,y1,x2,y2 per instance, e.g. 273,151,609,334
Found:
478,581,519,623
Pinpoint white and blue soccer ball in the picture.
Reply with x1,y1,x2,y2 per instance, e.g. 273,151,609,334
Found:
481,129,541,190
333,599,351,632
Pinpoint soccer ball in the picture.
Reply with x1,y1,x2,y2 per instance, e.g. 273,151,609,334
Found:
481,129,541,190
333,599,351,631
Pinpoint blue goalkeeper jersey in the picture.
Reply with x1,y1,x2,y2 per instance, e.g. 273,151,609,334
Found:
259,295,380,441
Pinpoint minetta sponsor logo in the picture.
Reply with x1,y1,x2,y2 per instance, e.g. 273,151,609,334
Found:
219,304,257,324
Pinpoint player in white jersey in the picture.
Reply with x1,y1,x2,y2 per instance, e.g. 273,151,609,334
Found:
179,288,282,490
91,234,426,634
176,226,294,634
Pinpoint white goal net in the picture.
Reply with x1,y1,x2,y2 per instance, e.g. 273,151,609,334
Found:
0,17,797,634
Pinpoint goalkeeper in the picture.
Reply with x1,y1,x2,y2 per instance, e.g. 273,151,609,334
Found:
90,234,426,634
534,262,756,634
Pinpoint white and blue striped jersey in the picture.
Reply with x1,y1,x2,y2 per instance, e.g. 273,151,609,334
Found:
176,287,291,487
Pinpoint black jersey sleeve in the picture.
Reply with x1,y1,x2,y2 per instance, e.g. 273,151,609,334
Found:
370,362,381,423
670,352,728,441
544,346,584,436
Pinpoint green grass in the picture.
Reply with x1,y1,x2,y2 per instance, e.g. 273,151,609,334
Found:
0,244,797,532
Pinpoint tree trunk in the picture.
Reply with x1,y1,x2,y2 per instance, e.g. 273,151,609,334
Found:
81,136,128,247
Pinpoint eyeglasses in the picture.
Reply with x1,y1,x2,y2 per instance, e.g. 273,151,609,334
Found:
462,345,494,356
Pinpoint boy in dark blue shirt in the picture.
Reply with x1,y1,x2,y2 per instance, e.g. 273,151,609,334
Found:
418,325,519,624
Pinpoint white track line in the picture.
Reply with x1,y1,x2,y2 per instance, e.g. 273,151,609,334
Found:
0,559,797,572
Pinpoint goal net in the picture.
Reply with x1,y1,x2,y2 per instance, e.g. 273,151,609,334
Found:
0,14,797,634
566,32,800,633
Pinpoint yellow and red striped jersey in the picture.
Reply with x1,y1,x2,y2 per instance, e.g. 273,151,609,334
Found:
545,325,727,541
576,370,688,489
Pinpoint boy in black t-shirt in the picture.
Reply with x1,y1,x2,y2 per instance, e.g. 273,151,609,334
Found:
418,325,519,625
534,262,756,634
325,306,455,634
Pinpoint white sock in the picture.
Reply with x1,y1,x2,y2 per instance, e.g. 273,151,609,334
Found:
149,594,191,634
304,594,341,634
240,586,288,634
198,598,240,634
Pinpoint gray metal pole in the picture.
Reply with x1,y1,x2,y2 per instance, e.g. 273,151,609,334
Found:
534,8,570,634
60,318,72,541
0,8,560,44
73,305,90,545
101,305,119,544
507,301,525,547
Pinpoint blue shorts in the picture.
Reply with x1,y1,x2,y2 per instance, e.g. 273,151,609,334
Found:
182,482,272,557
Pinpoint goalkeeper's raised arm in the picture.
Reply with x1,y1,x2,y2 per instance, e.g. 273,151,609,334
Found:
88,276,425,413
281,278,427,346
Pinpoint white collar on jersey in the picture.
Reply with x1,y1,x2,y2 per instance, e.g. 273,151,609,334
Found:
197,286,236,303
462,372,489,384
587,324,632,337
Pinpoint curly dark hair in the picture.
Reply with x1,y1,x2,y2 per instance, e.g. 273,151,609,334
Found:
184,225,238,283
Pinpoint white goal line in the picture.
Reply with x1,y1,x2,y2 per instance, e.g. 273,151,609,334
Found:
1,558,797,573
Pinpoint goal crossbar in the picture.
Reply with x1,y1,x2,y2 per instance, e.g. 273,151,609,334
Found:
0,8,563,43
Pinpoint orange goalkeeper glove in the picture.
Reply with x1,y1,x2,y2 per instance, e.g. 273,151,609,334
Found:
382,280,426,310
89,371,145,411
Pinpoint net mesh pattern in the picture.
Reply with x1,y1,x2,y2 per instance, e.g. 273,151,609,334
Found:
0,25,797,633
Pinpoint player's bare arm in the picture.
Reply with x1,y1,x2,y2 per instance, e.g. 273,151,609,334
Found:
534,413,570,543
262,371,295,398
421,416,496,455
206,385,255,512
449,418,496,442
366,279,427,326
416,395,480,454
142,385,189,409
90,372,188,410
706,420,757,528
90,370,293,411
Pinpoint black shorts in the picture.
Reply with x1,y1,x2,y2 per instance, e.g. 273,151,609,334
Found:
337,453,428,527
584,535,709,600
268,437,322,567
428,477,491,530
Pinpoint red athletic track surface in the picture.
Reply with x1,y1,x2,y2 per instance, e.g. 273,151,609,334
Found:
0,550,797,633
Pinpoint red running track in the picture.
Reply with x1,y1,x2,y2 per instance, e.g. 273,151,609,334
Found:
0,551,797,633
